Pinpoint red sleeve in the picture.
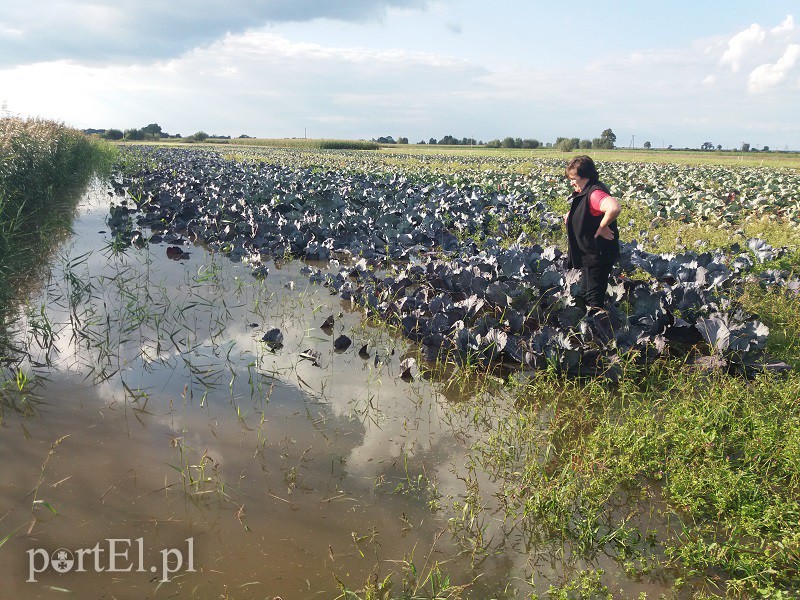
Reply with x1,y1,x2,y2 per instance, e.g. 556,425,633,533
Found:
589,189,610,216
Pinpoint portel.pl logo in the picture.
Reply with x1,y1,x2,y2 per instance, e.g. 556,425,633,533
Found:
27,538,195,583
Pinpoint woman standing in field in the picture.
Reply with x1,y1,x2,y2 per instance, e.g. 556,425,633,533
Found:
564,155,622,309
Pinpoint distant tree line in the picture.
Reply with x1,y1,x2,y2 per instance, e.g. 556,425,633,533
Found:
375,129,618,151
373,136,403,144
550,129,617,152
485,137,542,149
84,125,776,153
739,142,770,152
373,135,479,145
84,123,250,143
479,129,617,151
110,123,179,141
641,140,773,152
422,135,480,146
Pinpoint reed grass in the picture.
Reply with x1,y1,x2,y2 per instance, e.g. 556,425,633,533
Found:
0,116,116,317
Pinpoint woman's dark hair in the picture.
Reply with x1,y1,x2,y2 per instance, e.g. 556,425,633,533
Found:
565,155,599,184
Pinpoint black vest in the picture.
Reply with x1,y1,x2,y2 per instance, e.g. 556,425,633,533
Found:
566,181,620,268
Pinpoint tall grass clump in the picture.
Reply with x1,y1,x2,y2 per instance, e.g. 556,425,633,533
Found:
0,116,116,315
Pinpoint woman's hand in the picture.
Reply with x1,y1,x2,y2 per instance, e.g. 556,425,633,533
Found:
594,196,621,240
594,225,615,240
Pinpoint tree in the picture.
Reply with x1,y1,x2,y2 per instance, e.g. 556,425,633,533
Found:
123,128,145,141
429,137,437,145
397,137,409,144
643,141,652,149
189,131,209,142
592,129,616,149
717,144,722,151
741,142,750,152
521,138,541,149
599,128,616,148
701,141,714,150
579,139,592,149
141,123,162,136
762,145,770,152
501,137,516,148
555,137,578,152
103,128,124,141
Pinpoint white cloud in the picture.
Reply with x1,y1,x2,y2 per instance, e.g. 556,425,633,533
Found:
771,14,795,36
720,23,766,72
747,43,800,92
0,0,436,67
213,30,468,70
716,14,799,80
0,29,483,137
709,15,800,99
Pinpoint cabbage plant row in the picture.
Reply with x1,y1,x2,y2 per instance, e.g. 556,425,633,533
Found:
221,146,800,225
110,147,798,376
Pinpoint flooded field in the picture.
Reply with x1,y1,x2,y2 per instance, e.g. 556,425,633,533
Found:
0,181,685,599
0,182,461,597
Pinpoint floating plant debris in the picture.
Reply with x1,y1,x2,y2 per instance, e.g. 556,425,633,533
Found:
320,315,335,333
333,335,352,351
166,245,189,260
262,328,284,350
299,349,322,366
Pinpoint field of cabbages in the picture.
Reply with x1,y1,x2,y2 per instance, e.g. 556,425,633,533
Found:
3,144,799,599
112,147,799,376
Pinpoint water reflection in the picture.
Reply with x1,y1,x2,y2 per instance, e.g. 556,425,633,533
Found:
0,182,474,599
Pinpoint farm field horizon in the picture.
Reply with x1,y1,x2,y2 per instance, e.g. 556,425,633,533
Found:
117,136,800,169
2,120,799,599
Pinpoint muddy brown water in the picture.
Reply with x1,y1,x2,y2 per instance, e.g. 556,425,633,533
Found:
0,183,676,599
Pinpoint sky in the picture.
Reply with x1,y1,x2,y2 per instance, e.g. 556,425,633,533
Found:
1,0,799,150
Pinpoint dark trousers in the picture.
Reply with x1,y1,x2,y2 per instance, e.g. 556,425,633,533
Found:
581,263,614,308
